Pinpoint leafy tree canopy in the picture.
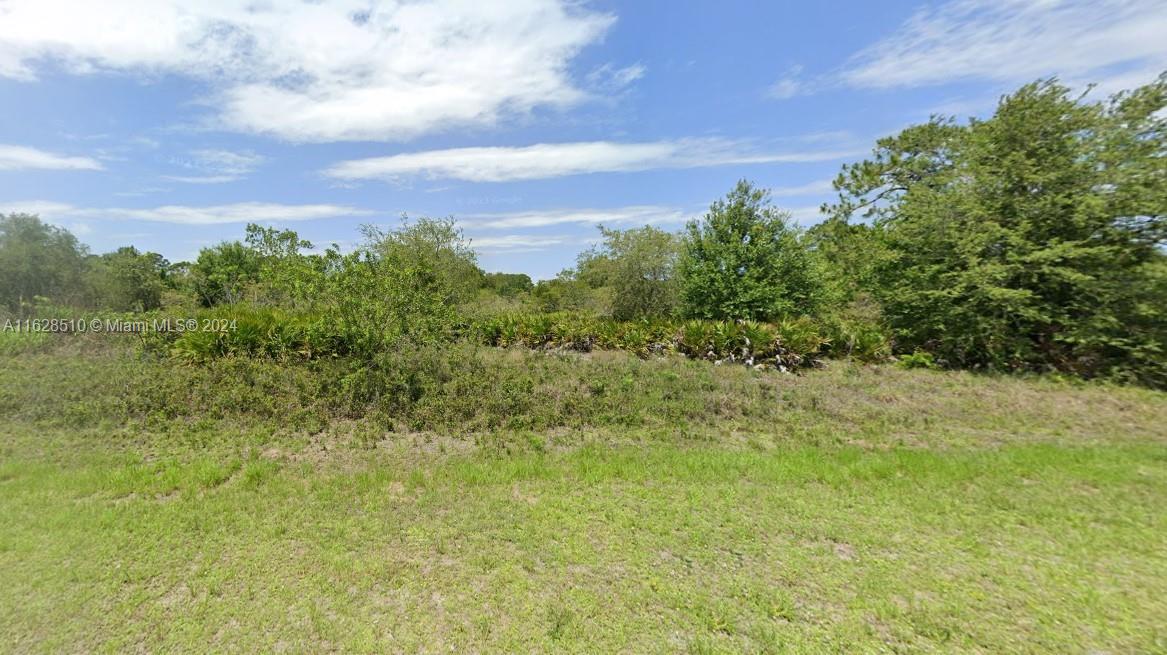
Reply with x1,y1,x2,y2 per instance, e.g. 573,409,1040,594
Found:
680,180,821,321
0,213,89,311
826,76,1167,383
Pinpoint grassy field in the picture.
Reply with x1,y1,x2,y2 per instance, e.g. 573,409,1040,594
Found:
2,337,1166,652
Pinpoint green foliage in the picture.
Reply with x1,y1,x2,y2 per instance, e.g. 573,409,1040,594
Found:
897,351,939,370
467,312,875,369
0,329,51,356
575,225,682,319
244,224,321,307
828,76,1167,385
190,241,262,307
90,246,168,311
680,180,822,321
529,277,608,314
806,219,892,307
0,213,89,311
365,215,484,304
311,251,456,357
482,272,534,297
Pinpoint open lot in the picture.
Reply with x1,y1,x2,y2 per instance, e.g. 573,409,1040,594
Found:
2,345,1165,653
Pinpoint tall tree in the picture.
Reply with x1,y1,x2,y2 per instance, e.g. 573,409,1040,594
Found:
0,213,89,311
827,76,1167,383
363,215,484,304
679,180,820,321
576,225,681,319
91,246,168,311
244,224,319,307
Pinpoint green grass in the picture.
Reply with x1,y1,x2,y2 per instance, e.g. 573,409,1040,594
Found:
2,341,1166,652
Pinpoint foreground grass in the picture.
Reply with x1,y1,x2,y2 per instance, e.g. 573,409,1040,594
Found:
2,342,1166,652
3,444,1165,653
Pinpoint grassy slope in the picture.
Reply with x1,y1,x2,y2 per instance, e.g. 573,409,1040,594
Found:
2,340,1166,653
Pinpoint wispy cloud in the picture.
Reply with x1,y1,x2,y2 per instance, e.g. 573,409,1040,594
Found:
766,65,808,99
189,149,266,175
841,0,1167,93
0,200,78,215
0,200,372,225
461,205,687,229
0,144,103,171
768,180,834,197
165,148,266,184
0,1,618,142
466,234,580,254
586,62,646,91
766,0,1167,101
786,205,826,226
160,175,241,185
325,139,861,183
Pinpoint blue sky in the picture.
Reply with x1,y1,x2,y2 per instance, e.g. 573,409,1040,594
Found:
1,0,1164,279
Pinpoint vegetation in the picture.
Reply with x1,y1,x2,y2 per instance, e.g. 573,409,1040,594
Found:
681,180,821,321
5,76,1161,386
823,77,1167,385
573,225,682,320
2,75,1166,650
2,337,1166,652
0,213,89,310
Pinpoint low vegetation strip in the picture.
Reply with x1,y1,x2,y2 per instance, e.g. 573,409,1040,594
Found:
2,341,1164,448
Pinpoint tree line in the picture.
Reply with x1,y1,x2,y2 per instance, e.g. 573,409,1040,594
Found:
2,77,1164,385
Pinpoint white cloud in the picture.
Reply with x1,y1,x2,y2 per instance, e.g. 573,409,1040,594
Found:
768,180,834,197
0,200,372,225
0,200,78,215
325,139,861,183
767,65,806,99
586,62,646,91
462,205,686,229
164,148,266,183
0,144,103,171
786,205,826,226
112,203,372,225
466,234,578,254
160,175,240,185
841,0,1167,93
188,149,266,176
0,1,616,142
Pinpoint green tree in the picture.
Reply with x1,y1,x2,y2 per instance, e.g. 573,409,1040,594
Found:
91,246,168,311
0,213,89,311
244,224,320,307
828,76,1167,383
679,180,821,321
530,277,597,313
482,272,534,297
363,216,484,304
576,225,681,319
190,241,261,307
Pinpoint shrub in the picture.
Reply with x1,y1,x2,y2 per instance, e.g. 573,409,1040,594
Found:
897,351,939,370
679,180,822,321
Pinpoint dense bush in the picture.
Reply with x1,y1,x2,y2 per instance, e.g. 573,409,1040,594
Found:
89,246,168,312
680,180,823,321
156,306,890,371
571,226,682,319
0,213,90,311
190,241,261,307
